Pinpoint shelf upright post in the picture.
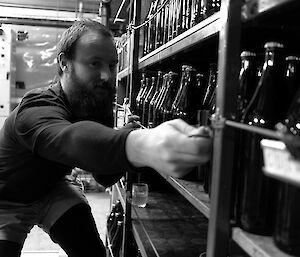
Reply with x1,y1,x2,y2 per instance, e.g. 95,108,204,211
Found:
122,171,133,257
122,1,141,257
127,0,141,111
206,0,242,256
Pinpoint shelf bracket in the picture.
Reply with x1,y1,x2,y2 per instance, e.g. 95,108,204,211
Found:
211,108,226,131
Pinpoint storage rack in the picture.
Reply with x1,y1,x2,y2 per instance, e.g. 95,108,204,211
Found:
110,0,300,257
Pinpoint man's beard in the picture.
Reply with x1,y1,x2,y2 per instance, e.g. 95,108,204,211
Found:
66,69,116,127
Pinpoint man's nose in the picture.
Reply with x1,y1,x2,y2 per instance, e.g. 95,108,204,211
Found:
99,66,111,81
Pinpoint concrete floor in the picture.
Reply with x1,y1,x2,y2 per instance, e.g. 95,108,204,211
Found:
21,191,111,256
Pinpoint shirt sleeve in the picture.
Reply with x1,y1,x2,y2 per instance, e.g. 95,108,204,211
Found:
15,103,135,175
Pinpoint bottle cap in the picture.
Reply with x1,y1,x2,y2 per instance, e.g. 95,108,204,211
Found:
285,56,300,61
264,42,284,49
240,51,256,57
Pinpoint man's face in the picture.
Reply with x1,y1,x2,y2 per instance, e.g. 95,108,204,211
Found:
63,30,118,124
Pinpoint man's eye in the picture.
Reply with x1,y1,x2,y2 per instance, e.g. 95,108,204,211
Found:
109,64,117,70
91,61,101,67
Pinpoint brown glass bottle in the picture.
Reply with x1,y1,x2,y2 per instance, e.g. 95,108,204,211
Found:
199,64,217,193
143,2,153,56
161,71,179,122
284,56,300,112
149,0,158,53
172,65,189,120
190,0,202,27
138,77,151,119
148,71,164,128
163,0,170,44
273,62,300,255
155,0,164,48
142,76,156,127
274,182,300,255
172,65,197,124
189,72,206,124
202,63,217,111
154,73,169,126
135,73,147,116
233,51,258,224
236,51,258,120
238,42,288,235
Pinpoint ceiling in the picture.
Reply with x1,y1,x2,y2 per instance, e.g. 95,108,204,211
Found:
0,0,130,33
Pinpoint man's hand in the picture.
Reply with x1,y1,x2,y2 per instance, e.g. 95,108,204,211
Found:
126,119,212,178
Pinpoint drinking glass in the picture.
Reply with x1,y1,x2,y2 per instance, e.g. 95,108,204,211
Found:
132,183,149,208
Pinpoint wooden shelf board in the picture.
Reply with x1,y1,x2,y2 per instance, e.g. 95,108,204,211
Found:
117,67,130,80
157,171,210,218
138,12,220,69
131,191,208,257
232,227,294,257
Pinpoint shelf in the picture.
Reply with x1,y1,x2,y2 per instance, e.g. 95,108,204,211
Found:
131,191,208,257
138,12,221,69
157,171,210,218
241,0,298,21
232,227,293,257
117,67,130,80
225,120,283,139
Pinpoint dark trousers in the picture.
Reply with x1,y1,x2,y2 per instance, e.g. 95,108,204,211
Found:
0,203,106,257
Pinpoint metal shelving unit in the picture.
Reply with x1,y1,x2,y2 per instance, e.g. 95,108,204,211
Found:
112,0,300,257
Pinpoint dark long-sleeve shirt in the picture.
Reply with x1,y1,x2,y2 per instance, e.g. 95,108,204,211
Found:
0,81,133,203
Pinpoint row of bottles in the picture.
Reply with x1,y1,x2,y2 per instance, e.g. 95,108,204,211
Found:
135,63,217,128
133,63,218,196
106,199,143,257
132,38,300,256
106,201,124,257
143,0,221,56
233,41,300,256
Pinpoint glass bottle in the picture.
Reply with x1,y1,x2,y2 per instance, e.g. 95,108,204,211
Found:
238,42,288,235
142,76,156,127
111,220,124,257
135,73,147,116
171,65,197,123
233,51,258,224
148,71,164,128
149,1,158,53
181,0,190,33
284,56,300,112
167,0,174,41
138,77,151,120
236,51,258,121
202,63,218,111
163,0,170,44
161,71,179,122
154,73,169,126
171,0,178,38
273,66,300,255
143,2,153,56
190,0,201,27
189,72,206,124
155,0,164,48
274,182,300,255
172,65,188,120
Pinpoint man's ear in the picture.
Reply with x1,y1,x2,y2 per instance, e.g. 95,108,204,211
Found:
58,52,69,72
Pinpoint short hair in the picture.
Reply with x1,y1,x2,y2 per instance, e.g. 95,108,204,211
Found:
56,18,113,77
